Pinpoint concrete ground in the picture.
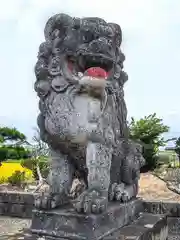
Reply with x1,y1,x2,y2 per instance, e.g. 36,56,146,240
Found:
0,216,31,240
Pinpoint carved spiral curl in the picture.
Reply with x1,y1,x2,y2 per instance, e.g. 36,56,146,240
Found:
34,13,129,143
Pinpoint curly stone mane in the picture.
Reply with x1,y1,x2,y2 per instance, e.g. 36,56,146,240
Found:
34,13,144,214
34,14,128,142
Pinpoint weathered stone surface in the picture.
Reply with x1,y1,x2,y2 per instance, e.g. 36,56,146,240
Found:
31,199,143,240
0,215,180,239
0,191,36,218
0,203,33,218
0,191,35,204
120,214,168,240
143,200,180,217
33,13,145,214
168,217,180,237
104,213,168,240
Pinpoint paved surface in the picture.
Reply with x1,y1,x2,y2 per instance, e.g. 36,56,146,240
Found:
0,216,31,240
0,216,180,240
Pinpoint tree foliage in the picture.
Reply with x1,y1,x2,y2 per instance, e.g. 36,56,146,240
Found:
175,137,180,161
0,127,26,143
0,146,30,161
21,127,49,191
129,113,170,169
0,126,28,161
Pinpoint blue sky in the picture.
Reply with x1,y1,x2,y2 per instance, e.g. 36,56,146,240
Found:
0,0,180,142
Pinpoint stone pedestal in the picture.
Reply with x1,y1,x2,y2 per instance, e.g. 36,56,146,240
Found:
104,213,168,239
31,198,143,240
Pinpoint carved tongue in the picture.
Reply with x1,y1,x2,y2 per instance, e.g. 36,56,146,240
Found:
85,67,108,79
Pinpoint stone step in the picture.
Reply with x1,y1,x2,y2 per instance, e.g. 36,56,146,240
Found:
104,213,168,240
168,217,180,239
31,199,144,240
3,213,171,240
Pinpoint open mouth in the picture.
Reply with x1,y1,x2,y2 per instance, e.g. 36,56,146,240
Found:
67,54,114,78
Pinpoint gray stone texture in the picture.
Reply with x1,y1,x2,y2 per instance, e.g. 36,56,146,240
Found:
0,191,36,218
168,217,180,239
1,216,180,239
34,13,145,213
143,200,180,217
31,199,143,239
105,213,168,240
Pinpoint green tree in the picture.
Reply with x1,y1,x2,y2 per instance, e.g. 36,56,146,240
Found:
175,137,180,164
21,127,49,192
129,113,170,169
0,126,29,161
0,127,26,143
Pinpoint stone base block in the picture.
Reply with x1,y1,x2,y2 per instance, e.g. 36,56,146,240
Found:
31,198,143,240
168,217,180,238
0,203,33,218
105,213,168,240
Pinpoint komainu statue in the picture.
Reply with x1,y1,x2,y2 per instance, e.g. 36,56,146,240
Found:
34,13,145,214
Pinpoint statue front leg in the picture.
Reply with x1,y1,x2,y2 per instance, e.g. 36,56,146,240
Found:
35,148,73,209
121,177,139,202
74,142,112,214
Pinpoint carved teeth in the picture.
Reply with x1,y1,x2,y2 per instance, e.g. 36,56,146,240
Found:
78,56,84,69
79,76,106,88
78,72,83,78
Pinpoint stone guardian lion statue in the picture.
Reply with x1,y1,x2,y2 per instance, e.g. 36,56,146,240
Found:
34,13,145,214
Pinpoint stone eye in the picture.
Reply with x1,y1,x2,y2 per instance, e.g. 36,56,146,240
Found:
83,32,94,42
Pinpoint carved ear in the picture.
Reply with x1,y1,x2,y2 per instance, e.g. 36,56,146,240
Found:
108,23,122,47
44,13,73,41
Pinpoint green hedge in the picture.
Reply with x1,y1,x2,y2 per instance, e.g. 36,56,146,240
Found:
0,146,31,161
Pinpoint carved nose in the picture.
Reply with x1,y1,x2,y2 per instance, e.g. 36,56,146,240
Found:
90,38,107,50
98,37,109,44
89,37,114,55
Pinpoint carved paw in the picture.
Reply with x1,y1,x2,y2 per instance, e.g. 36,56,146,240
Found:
70,178,86,199
74,189,108,214
121,189,132,202
109,183,134,202
34,192,69,210
109,183,125,201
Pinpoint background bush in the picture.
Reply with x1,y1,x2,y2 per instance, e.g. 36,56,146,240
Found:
0,146,30,161
0,162,33,184
129,113,170,169
21,157,49,180
7,170,26,186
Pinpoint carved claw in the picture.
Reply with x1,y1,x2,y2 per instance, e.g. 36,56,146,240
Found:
34,192,69,210
109,183,136,202
121,185,136,202
108,183,125,201
70,178,86,199
74,189,108,214
121,190,131,202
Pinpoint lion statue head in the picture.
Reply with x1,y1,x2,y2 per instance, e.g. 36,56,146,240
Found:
34,13,128,147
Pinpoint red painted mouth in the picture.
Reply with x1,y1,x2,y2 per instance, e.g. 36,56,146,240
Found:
84,67,108,79
67,55,112,79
